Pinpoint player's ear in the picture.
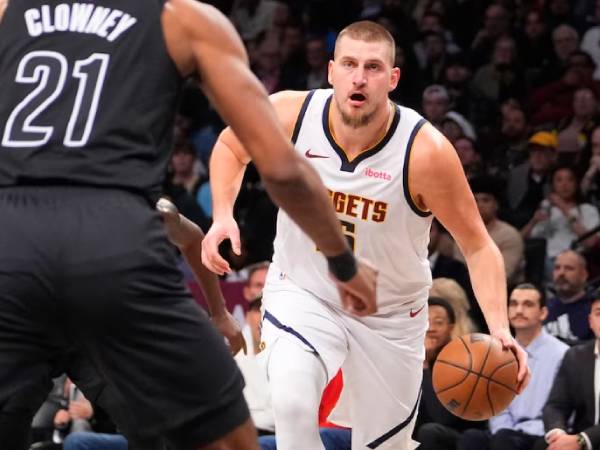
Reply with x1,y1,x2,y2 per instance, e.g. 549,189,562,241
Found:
389,67,400,91
328,60,334,86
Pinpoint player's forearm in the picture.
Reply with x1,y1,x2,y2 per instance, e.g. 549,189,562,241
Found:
183,241,228,317
463,242,509,333
176,216,228,317
210,142,246,220
261,156,350,257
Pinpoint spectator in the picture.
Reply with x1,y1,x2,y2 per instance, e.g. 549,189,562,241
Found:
454,177,525,286
470,4,512,69
545,0,578,31
429,278,479,338
441,111,477,143
429,218,474,317
413,10,460,71
582,0,600,80
51,379,93,444
505,131,556,228
518,9,552,89
229,0,282,41
487,107,531,179
415,297,486,450
550,24,580,74
457,283,568,450
544,249,595,343
279,22,308,90
522,165,600,269
254,35,283,94
441,53,474,117
420,31,449,85
304,35,329,90
422,84,451,128
29,376,69,445
169,138,205,196
454,136,484,180
536,287,600,450
529,50,598,126
471,35,523,105
556,87,599,156
390,39,423,108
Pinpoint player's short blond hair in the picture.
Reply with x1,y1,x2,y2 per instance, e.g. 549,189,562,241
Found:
334,21,396,66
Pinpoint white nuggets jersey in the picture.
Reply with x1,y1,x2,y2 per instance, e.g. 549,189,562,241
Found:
272,89,433,313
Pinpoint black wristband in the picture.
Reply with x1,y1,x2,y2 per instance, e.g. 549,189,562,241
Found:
327,249,357,282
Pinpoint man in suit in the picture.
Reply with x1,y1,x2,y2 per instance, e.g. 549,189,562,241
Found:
536,287,600,450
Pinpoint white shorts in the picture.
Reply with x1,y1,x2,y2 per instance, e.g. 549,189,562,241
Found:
259,266,427,450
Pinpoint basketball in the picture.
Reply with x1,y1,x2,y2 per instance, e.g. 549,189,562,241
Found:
432,333,518,421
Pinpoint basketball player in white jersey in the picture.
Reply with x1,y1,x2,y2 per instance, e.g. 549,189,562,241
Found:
202,21,531,450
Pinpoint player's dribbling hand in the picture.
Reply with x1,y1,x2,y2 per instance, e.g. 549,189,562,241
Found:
490,328,531,394
201,218,241,275
212,311,247,355
334,259,378,317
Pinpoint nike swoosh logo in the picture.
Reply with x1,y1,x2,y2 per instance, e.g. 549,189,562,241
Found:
409,305,426,318
305,149,329,159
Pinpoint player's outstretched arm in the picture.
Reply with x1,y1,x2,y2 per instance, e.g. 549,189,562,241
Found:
409,124,530,393
157,198,246,355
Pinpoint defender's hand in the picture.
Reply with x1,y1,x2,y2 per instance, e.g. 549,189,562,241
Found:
491,328,531,394
333,260,378,317
212,312,247,355
201,218,241,275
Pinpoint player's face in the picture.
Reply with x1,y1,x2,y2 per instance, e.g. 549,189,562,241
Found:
427,305,454,351
508,289,547,331
329,36,400,128
589,300,600,340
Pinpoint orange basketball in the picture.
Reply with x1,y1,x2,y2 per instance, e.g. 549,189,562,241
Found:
432,333,518,421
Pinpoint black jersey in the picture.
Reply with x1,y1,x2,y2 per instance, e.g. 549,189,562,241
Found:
0,0,183,198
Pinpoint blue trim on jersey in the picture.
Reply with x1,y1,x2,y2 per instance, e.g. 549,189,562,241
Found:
321,94,401,173
402,118,432,217
263,310,320,355
366,389,422,449
291,90,315,144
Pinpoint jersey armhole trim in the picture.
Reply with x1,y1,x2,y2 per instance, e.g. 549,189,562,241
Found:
403,118,432,218
291,90,315,144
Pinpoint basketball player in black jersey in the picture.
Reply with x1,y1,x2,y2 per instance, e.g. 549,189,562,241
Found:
0,1,377,449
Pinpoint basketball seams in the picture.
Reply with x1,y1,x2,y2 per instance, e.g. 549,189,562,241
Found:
487,359,519,394
458,336,473,371
433,360,471,394
435,359,518,393
460,337,492,416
